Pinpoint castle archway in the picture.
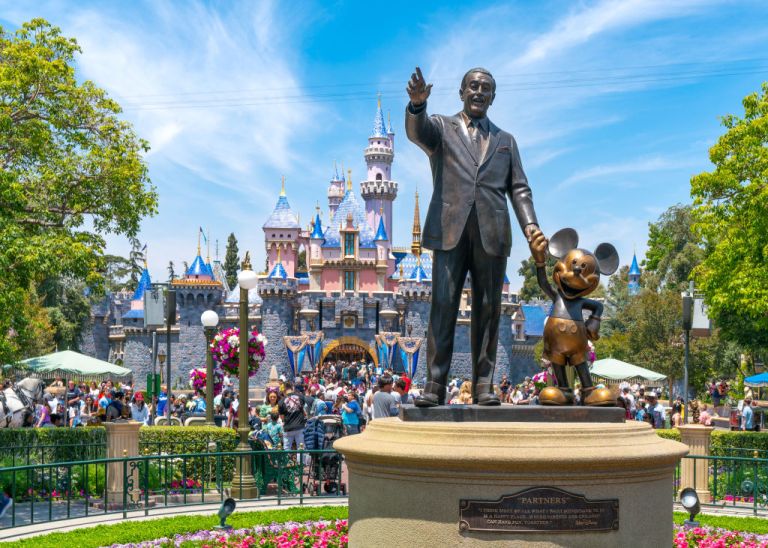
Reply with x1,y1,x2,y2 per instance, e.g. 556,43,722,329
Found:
321,336,377,367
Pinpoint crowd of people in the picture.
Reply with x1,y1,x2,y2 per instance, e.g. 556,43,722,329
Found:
6,368,761,435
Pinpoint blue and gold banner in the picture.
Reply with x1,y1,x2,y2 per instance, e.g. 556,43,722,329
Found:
283,335,308,378
397,336,423,379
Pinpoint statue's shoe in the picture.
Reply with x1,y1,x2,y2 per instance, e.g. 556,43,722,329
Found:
476,392,501,406
584,387,615,407
414,392,441,408
539,386,574,406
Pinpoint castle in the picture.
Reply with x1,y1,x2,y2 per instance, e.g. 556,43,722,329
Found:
80,98,549,388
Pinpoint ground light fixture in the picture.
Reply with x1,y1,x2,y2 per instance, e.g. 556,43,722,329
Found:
679,487,701,527
215,498,236,530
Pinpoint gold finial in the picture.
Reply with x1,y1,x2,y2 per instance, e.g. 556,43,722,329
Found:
277,247,281,263
346,168,352,191
387,110,391,129
206,229,211,263
143,244,148,268
377,91,381,109
316,201,320,214
241,251,252,270
280,175,286,197
412,190,422,257
197,228,201,255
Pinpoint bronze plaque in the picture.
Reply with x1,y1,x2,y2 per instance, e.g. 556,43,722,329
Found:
459,486,619,533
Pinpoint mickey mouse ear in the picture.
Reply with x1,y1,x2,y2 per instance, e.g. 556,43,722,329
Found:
594,243,619,275
548,228,578,259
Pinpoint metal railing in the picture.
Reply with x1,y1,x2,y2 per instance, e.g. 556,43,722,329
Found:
674,454,768,515
0,447,347,530
0,443,106,466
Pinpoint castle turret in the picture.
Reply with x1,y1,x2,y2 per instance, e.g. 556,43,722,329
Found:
308,205,324,290
263,177,300,277
327,162,345,220
360,94,398,239
628,252,641,296
374,207,389,291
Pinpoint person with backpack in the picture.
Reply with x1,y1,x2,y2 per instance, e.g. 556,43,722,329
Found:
278,381,308,450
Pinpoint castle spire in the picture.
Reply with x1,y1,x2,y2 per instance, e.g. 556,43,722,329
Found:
346,168,353,192
372,92,386,137
206,228,211,263
411,190,422,256
280,175,286,197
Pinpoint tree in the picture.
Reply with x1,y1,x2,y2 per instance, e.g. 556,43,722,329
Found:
128,237,145,291
102,254,131,293
38,276,91,351
167,261,176,282
602,266,631,336
297,247,307,271
183,261,189,275
223,233,239,288
690,82,768,350
645,204,704,290
0,19,157,363
517,256,556,301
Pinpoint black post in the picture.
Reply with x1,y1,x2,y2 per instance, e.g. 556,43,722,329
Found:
375,301,380,333
318,300,323,330
165,289,176,423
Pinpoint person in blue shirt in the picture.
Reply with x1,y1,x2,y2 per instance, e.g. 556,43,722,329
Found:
742,398,754,431
156,386,168,418
634,400,647,423
341,392,361,435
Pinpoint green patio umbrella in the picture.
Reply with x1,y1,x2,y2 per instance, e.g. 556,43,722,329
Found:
5,350,132,382
590,358,666,385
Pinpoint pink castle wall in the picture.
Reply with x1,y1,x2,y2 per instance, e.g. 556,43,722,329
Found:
358,269,378,294
321,268,341,292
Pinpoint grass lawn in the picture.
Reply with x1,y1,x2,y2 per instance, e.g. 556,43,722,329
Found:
3,505,348,548
673,511,768,534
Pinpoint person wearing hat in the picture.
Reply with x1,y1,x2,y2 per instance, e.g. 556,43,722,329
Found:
130,393,149,425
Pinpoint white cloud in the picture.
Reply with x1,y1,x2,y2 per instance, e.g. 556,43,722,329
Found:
555,155,700,191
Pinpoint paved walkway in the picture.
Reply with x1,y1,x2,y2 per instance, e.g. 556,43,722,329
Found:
0,497,348,542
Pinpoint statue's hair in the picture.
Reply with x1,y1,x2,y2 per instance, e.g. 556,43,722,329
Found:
461,67,496,92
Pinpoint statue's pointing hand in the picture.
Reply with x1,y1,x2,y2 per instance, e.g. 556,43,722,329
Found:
530,229,548,266
407,66,432,107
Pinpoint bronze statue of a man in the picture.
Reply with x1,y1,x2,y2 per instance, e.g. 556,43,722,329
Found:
405,66,541,407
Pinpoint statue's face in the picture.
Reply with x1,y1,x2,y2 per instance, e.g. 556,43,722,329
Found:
460,72,495,118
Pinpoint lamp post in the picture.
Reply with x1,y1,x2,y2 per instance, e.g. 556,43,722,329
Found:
201,310,219,426
232,252,259,498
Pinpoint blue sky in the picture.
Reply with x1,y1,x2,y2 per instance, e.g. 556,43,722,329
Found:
3,0,768,288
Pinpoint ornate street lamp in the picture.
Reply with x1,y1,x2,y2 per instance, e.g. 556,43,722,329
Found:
201,309,219,426
232,252,259,498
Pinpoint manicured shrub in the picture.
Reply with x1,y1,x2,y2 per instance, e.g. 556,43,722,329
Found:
0,426,106,464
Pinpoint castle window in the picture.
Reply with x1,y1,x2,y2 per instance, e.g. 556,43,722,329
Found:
376,173,382,181
344,271,356,291
344,233,355,257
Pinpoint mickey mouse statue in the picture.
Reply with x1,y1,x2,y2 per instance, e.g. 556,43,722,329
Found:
529,228,619,406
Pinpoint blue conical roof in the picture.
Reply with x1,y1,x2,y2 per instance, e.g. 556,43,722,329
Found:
187,254,209,277
372,100,386,138
268,261,288,280
132,267,151,301
263,195,300,229
408,263,428,282
322,189,377,249
310,212,324,239
374,216,388,241
629,253,641,276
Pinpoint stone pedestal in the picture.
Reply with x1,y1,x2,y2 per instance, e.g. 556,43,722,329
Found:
104,420,142,508
334,410,687,548
678,424,714,503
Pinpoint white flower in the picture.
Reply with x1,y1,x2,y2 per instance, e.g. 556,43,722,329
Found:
256,333,265,343
227,335,239,346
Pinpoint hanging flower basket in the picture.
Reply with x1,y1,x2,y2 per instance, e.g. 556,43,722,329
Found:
188,367,224,396
210,327,267,377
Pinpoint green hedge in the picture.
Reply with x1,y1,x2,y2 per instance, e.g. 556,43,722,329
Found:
0,426,106,465
656,428,768,456
138,426,238,455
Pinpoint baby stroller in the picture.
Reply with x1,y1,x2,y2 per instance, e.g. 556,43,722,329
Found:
304,414,346,495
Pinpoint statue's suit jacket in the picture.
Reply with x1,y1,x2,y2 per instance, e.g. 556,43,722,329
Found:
405,103,538,256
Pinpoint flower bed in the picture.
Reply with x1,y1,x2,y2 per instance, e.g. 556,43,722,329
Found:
675,524,768,547
107,519,348,547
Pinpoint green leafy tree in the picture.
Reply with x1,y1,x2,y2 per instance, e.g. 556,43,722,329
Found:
102,254,131,293
223,233,239,288
645,204,704,290
38,277,91,351
128,237,145,291
517,256,556,301
0,19,157,362
690,82,768,350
